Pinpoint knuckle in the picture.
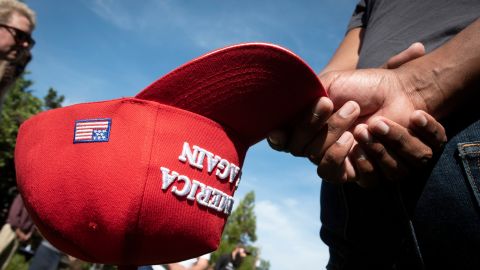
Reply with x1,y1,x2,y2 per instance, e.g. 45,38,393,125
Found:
323,151,341,165
317,166,339,184
327,121,342,135
370,144,388,158
317,155,342,182
359,162,375,175
416,148,433,164
394,132,407,145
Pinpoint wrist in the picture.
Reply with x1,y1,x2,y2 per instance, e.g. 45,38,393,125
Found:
395,59,452,120
394,19,480,120
394,64,432,115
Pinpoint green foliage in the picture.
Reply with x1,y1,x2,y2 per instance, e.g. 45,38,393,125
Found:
223,191,257,245
256,259,270,270
0,77,41,166
4,254,29,270
0,76,63,223
211,191,269,270
0,77,41,222
43,87,65,110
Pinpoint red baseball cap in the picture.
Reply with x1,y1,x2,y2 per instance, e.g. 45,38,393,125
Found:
15,43,325,266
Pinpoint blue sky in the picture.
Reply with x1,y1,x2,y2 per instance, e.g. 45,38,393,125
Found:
25,1,357,269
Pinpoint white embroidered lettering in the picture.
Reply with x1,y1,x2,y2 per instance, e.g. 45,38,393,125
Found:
196,186,213,207
206,152,221,174
178,142,198,167
209,190,234,213
234,170,242,189
216,159,230,180
171,175,191,197
216,194,227,212
163,142,242,217
160,167,178,190
223,197,235,215
187,180,203,201
229,164,240,183
208,189,223,210
193,145,206,169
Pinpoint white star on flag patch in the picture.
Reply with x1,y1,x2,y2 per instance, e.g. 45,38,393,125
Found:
74,118,111,143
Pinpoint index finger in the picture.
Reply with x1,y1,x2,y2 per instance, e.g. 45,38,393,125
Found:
287,96,334,156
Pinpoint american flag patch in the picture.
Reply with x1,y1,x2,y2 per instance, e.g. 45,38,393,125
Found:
73,118,111,143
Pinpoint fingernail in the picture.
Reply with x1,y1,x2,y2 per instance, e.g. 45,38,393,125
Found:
357,153,367,161
373,120,389,135
356,148,367,161
268,136,279,145
415,114,428,127
357,128,372,143
338,101,356,118
267,133,282,146
336,132,352,145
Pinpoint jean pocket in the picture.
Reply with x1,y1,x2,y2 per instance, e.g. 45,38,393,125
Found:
458,141,480,208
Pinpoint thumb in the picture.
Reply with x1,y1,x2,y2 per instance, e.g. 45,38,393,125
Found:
382,42,425,69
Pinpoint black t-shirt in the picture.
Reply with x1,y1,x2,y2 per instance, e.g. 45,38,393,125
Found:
320,0,480,268
347,0,480,134
348,0,480,69
214,254,235,270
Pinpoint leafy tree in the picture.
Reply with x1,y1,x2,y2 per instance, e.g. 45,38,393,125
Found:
0,76,63,223
211,191,269,270
256,259,270,270
222,191,257,245
43,87,64,110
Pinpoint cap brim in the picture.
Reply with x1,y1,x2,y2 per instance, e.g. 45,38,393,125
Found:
136,42,326,146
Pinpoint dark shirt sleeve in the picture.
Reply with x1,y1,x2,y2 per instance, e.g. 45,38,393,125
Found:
6,194,23,226
6,194,34,233
347,0,369,32
214,254,229,270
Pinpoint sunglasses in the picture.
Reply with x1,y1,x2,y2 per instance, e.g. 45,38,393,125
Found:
0,23,35,49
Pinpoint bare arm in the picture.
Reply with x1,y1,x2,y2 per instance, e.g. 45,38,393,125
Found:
320,27,364,75
325,19,480,126
399,18,480,119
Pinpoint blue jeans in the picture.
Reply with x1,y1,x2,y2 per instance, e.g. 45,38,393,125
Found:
138,266,153,270
321,119,480,269
28,241,61,270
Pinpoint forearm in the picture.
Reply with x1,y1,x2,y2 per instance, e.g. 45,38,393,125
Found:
319,27,364,75
399,18,480,119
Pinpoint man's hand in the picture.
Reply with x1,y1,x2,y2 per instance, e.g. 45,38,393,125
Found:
267,43,446,186
267,96,446,185
319,110,446,187
15,228,31,242
320,67,427,128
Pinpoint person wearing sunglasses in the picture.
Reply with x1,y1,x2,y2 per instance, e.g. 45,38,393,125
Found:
0,0,35,113
0,3,36,268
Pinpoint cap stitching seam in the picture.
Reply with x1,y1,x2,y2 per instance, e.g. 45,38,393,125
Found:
122,98,229,133
128,104,160,260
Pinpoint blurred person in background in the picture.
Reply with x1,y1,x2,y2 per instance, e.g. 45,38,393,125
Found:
0,194,34,270
138,253,211,270
214,245,249,270
0,0,35,113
